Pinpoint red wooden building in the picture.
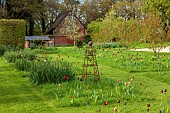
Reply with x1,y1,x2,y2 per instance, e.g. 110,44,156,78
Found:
44,10,86,46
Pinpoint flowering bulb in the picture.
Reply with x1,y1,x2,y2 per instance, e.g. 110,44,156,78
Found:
114,107,118,112
104,101,108,106
117,100,120,103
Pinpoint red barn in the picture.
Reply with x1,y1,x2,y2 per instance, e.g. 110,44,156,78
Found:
44,10,86,46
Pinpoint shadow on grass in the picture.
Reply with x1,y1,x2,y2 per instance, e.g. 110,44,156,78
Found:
0,95,44,104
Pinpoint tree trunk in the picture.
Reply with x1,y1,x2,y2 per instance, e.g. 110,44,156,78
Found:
25,21,28,36
29,16,34,36
6,0,12,18
41,17,46,33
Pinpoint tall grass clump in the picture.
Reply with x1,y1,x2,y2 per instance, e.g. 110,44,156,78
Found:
29,60,75,85
4,45,20,52
3,49,75,85
14,59,33,71
3,51,19,63
3,50,37,63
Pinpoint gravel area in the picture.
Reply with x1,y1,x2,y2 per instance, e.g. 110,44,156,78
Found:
131,46,170,53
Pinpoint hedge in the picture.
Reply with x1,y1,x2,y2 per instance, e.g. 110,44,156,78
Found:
0,19,26,48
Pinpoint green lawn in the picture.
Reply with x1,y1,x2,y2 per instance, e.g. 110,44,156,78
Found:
0,58,57,113
0,46,170,113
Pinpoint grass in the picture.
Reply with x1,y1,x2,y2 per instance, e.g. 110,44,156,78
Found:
0,58,57,113
0,46,170,113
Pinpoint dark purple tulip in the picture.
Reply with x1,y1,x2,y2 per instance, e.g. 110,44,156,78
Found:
164,89,167,93
80,78,83,82
117,100,120,103
159,110,163,113
147,104,150,107
88,41,93,46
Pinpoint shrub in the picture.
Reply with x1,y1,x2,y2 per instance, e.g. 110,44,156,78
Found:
93,42,122,49
84,34,92,44
76,40,83,48
0,44,5,56
0,19,26,48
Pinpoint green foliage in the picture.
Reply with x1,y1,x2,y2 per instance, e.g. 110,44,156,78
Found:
87,20,101,35
3,49,75,85
0,19,26,48
52,78,138,107
3,51,19,63
4,45,20,52
76,40,83,48
45,47,59,54
89,7,168,55
84,34,92,44
30,44,37,50
101,42,122,48
0,44,5,56
29,60,75,85
14,59,33,71
146,0,170,25
3,50,37,63
141,12,167,56
93,42,122,49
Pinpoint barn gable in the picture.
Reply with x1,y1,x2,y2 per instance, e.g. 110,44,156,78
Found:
44,10,86,46
44,10,86,35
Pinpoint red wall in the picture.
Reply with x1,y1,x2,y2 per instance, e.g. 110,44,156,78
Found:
54,36,74,45
49,28,86,46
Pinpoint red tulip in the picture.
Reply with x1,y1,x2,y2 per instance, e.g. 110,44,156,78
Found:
64,76,67,79
58,54,60,57
140,82,142,86
82,74,86,78
104,101,108,106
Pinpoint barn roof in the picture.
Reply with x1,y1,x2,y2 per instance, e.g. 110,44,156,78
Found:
25,36,50,41
44,10,71,34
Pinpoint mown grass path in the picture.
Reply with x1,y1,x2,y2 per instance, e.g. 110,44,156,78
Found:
0,58,56,113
